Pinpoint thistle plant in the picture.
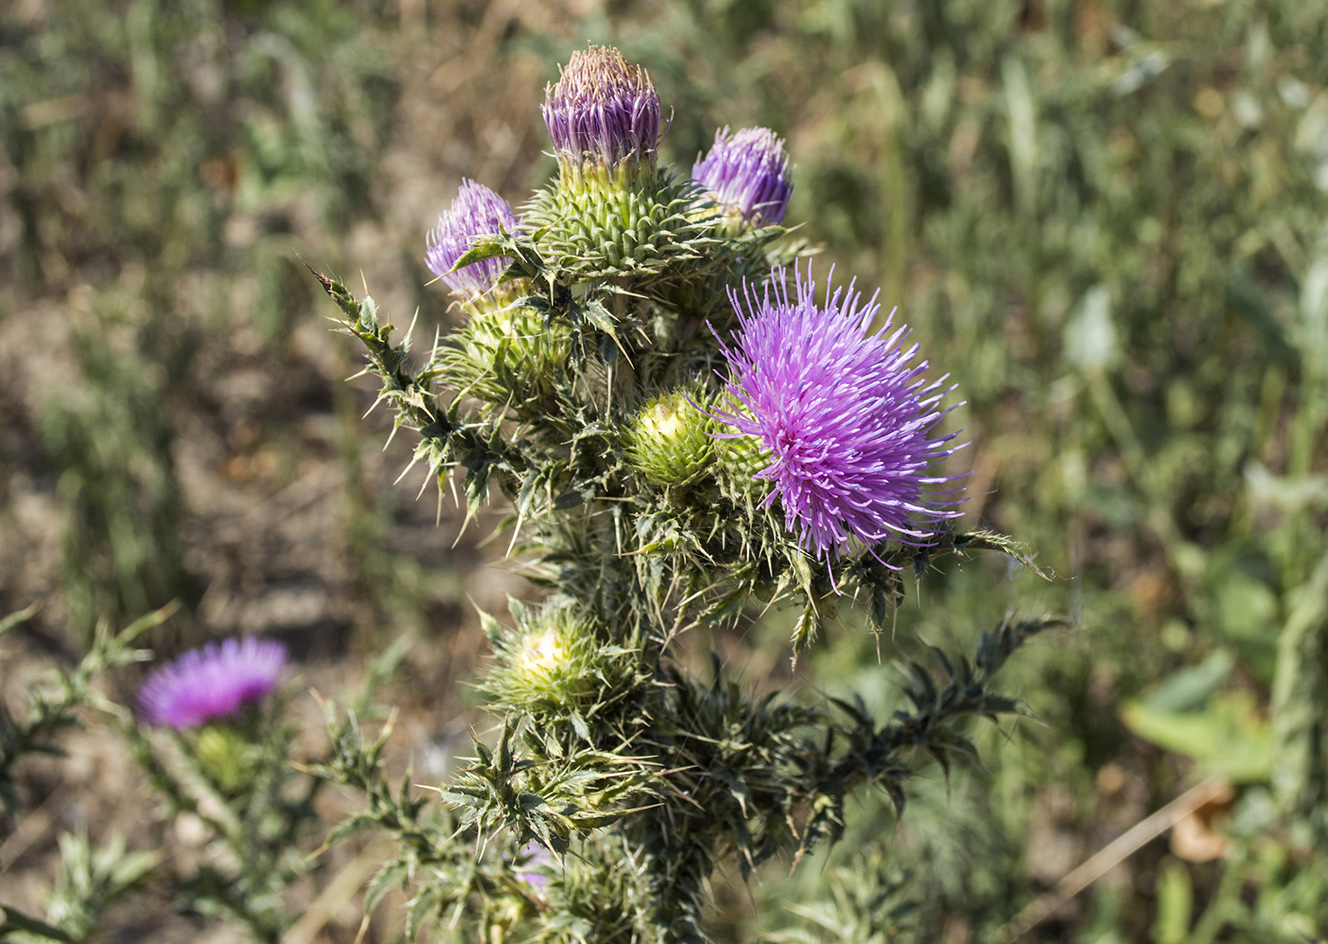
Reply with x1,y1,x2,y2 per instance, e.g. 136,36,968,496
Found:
0,611,318,942
121,635,314,942
314,43,1052,943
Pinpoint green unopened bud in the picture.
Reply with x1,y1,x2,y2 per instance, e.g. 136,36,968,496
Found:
194,724,258,795
626,391,715,488
485,601,637,718
715,429,769,500
441,305,571,412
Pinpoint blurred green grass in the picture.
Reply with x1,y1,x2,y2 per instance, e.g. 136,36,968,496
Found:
2,0,1327,940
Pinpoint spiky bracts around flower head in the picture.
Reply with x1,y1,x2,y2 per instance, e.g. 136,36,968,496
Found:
522,169,707,281
479,599,646,744
710,263,965,568
425,179,518,301
625,389,716,488
543,44,661,190
692,126,794,230
139,637,288,729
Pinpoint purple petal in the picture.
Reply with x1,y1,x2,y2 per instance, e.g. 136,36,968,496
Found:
424,180,518,297
693,126,794,226
711,263,965,563
139,637,288,729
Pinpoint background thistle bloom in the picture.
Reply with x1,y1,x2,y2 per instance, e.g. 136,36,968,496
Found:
424,179,517,298
692,126,794,227
139,637,288,729
542,43,661,183
711,264,964,563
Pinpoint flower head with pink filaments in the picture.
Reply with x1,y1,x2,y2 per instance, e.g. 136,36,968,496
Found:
711,264,965,567
139,637,288,729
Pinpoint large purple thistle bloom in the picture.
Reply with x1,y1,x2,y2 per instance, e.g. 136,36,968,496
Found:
692,126,794,227
542,44,661,174
712,264,965,564
424,180,518,298
139,637,288,729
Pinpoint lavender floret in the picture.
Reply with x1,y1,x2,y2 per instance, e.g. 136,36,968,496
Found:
139,637,288,729
693,126,794,227
424,180,518,298
542,44,661,177
711,264,965,565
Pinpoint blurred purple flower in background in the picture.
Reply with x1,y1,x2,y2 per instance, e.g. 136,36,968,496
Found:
711,263,964,565
692,126,794,227
424,179,518,298
516,840,552,893
140,637,288,729
542,43,661,177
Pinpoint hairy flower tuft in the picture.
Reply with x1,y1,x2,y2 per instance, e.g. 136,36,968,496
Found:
425,180,518,299
711,264,964,565
692,126,794,228
542,44,661,185
140,637,288,729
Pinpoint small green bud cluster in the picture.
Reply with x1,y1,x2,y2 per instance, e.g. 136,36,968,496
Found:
482,599,641,727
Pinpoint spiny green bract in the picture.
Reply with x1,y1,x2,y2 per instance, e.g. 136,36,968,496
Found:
523,172,708,279
480,598,647,743
433,303,573,419
714,429,769,503
624,389,716,488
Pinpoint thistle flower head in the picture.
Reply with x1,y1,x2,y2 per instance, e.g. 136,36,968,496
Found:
692,126,793,228
542,44,661,186
711,264,964,565
483,599,641,726
424,180,518,299
139,637,288,729
625,389,716,488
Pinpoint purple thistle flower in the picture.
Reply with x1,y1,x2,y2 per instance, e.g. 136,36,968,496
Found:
424,180,518,298
692,126,794,227
711,264,965,565
139,637,288,729
542,44,661,179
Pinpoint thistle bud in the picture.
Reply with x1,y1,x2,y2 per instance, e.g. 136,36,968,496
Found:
542,44,661,189
626,390,716,488
526,45,705,279
486,602,621,714
424,180,518,301
447,305,571,413
194,724,258,795
692,126,794,230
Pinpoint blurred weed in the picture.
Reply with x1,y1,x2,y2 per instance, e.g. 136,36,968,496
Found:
0,604,163,819
39,311,197,644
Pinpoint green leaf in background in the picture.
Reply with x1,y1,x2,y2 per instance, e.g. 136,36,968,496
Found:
1134,650,1233,714
1152,858,1193,944
1121,689,1273,784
